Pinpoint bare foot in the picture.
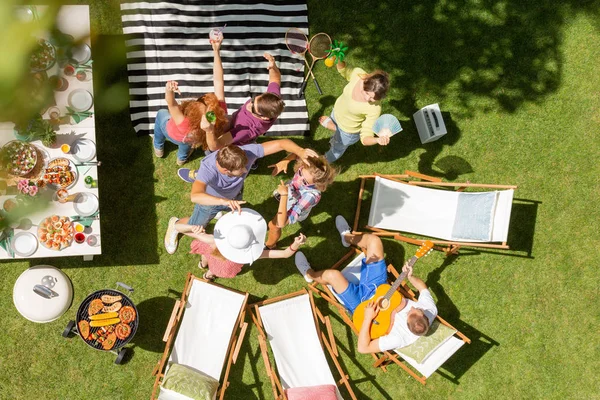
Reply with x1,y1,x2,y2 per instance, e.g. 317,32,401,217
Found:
319,116,336,131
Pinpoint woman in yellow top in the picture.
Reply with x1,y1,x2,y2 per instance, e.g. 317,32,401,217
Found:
320,62,390,162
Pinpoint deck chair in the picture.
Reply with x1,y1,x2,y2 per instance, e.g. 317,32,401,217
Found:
250,289,357,400
353,171,516,254
308,251,470,385
152,273,249,400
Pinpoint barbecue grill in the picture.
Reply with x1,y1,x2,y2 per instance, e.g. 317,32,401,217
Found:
62,282,138,364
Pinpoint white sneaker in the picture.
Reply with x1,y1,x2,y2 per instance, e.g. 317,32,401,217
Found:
214,211,225,220
294,251,314,283
335,215,351,247
164,217,180,254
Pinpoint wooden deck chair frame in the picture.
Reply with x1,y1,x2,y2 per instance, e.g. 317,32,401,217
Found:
249,289,358,400
151,273,249,400
353,170,517,255
308,250,471,385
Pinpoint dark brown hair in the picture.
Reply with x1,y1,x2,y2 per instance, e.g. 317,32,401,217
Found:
293,154,339,192
361,70,390,101
256,93,285,119
407,310,430,336
179,93,228,150
216,145,248,171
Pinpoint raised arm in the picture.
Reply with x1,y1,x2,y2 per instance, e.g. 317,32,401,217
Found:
264,53,281,85
268,153,297,176
261,139,318,163
165,81,185,124
259,233,306,259
212,36,225,102
336,61,353,81
403,264,427,292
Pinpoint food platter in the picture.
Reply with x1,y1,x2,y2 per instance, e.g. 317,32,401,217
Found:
76,290,138,351
71,138,96,162
30,38,56,72
73,192,99,216
11,232,38,257
37,215,74,251
1,141,38,176
43,157,78,189
67,89,94,112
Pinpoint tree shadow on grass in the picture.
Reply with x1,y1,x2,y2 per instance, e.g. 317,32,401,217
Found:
309,0,600,118
40,34,160,268
425,255,500,383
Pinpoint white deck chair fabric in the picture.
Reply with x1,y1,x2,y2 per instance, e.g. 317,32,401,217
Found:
368,176,514,242
259,294,343,399
329,253,465,379
168,279,246,381
394,336,465,378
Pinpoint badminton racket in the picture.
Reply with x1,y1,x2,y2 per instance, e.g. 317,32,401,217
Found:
298,33,331,97
285,28,322,96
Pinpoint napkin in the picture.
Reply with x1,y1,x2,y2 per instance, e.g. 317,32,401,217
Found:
0,229,15,258
70,211,99,227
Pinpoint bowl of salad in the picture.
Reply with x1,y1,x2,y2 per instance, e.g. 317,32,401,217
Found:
30,38,56,72
1,141,38,177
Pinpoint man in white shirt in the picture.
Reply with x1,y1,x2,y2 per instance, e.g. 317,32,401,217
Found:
361,263,437,353
294,215,437,354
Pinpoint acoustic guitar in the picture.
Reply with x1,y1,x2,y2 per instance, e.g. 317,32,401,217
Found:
352,241,434,339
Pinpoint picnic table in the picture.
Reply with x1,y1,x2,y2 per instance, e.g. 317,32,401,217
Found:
0,5,100,261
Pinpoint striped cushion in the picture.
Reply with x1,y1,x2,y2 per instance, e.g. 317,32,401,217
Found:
120,0,310,137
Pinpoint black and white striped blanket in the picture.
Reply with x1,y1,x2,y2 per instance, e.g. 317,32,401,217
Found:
120,0,310,137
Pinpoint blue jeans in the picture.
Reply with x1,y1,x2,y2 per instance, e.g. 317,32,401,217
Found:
188,189,244,227
153,109,192,162
188,204,230,227
325,111,361,163
337,258,388,314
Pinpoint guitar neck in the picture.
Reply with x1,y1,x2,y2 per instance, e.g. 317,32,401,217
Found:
383,255,418,300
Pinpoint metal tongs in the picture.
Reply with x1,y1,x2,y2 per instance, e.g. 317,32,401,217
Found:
33,284,58,299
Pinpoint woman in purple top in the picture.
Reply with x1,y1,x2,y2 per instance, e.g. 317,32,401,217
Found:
205,53,285,151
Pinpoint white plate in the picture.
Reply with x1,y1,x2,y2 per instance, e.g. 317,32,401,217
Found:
70,43,91,65
11,232,38,257
73,192,99,216
68,89,93,112
72,139,96,162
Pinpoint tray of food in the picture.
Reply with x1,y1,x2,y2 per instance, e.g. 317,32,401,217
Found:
43,157,77,189
77,292,137,351
30,38,56,72
0,141,38,177
37,215,74,251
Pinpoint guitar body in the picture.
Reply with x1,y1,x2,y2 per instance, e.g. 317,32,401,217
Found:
352,284,403,339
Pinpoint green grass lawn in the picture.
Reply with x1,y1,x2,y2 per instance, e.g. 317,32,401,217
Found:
1,0,599,399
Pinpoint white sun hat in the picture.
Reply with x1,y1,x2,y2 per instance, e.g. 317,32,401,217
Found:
213,208,267,265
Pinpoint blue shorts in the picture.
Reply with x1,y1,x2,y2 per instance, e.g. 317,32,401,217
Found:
336,258,388,314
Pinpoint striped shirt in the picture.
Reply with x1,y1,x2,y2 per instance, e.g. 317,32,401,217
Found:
287,168,321,224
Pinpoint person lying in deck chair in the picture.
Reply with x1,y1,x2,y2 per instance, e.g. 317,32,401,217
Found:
294,215,438,353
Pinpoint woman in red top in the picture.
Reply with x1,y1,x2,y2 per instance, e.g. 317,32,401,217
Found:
153,36,228,165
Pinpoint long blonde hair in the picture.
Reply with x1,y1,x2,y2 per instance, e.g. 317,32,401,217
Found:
293,154,338,192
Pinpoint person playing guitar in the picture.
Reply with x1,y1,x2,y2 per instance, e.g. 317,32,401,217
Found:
294,215,437,353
